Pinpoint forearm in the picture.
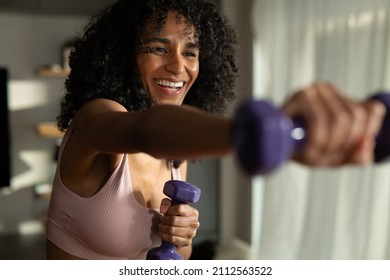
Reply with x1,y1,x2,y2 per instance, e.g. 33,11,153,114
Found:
131,104,233,160
81,100,233,159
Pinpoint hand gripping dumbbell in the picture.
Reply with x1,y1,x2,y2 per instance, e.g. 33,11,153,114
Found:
231,92,390,175
146,180,201,260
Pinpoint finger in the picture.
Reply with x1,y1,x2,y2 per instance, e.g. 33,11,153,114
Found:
344,136,374,164
283,84,330,165
330,96,367,164
163,203,198,217
159,221,199,236
159,232,195,247
345,99,386,164
161,207,199,226
159,198,171,214
317,84,369,165
362,99,386,138
313,84,351,164
159,223,199,247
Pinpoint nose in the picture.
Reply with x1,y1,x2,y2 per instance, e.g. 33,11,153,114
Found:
164,52,185,75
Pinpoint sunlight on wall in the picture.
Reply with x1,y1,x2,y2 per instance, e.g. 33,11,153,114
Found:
18,220,45,235
7,80,58,193
11,150,55,192
8,80,51,110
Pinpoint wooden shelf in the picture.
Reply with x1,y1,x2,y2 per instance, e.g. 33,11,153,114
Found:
35,122,64,138
36,67,70,78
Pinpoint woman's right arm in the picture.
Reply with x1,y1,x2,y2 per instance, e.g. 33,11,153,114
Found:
75,98,233,160
75,85,386,169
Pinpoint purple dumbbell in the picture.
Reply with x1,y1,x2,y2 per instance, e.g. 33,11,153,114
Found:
146,180,201,260
232,92,390,175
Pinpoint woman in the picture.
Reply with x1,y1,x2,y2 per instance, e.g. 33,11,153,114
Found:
46,0,385,260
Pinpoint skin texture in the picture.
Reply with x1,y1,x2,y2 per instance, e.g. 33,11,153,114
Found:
136,15,200,106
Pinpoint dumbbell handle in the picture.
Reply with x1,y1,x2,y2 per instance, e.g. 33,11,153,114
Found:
146,180,201,260
150,198,188,260
232,92,390,175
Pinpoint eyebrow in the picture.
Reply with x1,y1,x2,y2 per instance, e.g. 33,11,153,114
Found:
142,37,199,49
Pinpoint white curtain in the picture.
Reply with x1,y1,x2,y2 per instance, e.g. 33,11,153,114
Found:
251,0,390,259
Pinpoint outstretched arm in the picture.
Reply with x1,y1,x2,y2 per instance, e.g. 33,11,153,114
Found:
74,84,385,169
75,98,232,160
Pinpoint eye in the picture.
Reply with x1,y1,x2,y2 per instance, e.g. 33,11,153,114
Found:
183,50,198,58
140,44,168,55
151,46,168,55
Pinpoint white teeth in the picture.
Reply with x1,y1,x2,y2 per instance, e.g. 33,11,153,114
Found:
156,80,184,88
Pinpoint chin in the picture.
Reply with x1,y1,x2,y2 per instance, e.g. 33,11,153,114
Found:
155,99,184,106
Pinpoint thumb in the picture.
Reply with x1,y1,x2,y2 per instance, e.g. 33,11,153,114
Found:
345,136,374,164
160,198,172,214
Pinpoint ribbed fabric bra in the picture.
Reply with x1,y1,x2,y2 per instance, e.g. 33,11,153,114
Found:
46,124,181,260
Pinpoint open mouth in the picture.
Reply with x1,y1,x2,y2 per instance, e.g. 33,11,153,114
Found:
155,79,185,92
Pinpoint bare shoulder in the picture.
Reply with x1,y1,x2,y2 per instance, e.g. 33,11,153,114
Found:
71,98,130,147
76,98,128,122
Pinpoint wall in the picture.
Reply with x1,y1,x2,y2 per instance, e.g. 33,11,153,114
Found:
218,0,255,257
0,12,88,234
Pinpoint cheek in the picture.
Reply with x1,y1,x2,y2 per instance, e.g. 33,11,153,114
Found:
186,60,199,77
189,62,200,81
136,55,158,79
136,59,149,79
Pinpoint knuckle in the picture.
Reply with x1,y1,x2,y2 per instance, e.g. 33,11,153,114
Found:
351,106,366,122
170,215,180,225
192,208,199,218
192,220,200,229
331,111,348,127
168,226,175,235
189,230,197,239
180,239,191,247
175,204,184,212
298,87,313,99
369,101,386,118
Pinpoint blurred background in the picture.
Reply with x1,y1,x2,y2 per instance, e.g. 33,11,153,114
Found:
1,0,390,260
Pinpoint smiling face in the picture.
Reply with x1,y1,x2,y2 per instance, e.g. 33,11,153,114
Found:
136,11,200,106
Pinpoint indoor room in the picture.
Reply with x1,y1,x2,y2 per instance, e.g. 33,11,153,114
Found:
1,0,390,263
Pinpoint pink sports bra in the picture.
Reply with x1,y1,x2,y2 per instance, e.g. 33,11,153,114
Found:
46,125,181,260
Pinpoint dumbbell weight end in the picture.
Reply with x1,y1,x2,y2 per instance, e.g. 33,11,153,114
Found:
231,99,304,175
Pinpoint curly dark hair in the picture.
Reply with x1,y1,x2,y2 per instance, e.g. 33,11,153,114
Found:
57,0,238,131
